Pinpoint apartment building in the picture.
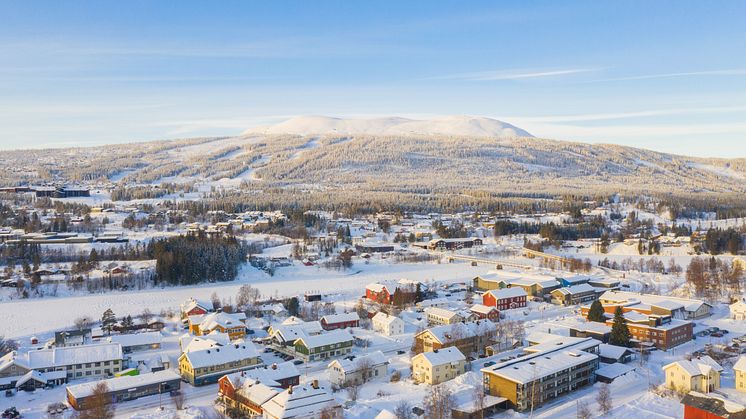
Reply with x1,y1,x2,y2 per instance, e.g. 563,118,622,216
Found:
0,343,124,383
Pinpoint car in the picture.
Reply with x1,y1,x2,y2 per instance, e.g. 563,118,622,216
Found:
293,360,304,365
722,329,730,334
396,350,406,355
483,361,496,368
711,332,724,338
245,329,255,335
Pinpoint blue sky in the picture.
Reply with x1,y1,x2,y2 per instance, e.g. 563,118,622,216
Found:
1,1,746,157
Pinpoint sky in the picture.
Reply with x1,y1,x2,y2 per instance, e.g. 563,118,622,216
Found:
1,1,746,157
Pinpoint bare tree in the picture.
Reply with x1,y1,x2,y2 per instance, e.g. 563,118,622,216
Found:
472,386,486,419
576,400,592,419
596,383,612,415
357,357,373,384
172,391,186,410
140,308,153,326
0,336,18,357
394,400,412,419
424,384,454,419
77,382,114,419
74,316,92,331
346,382,360,402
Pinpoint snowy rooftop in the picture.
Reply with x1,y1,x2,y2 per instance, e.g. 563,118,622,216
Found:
320,312,360,324
295,329,353,348
329,350,388,372
66,370,180,399
416,347,465,366
181,340,259,369
105,331,162,347
485,287,527,299
485,349,597,384
261,382,338,419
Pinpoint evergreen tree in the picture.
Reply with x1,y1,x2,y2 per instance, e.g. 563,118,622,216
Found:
609,306,632,347
101,308,117,335
286,297,300,317
415,283,425,303
121,315,134,330
586,300,605,322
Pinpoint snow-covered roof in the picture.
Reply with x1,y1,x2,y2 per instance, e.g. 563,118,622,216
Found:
470,304,497,315
180,332,231,351
235,379,279,406
421,320,496,344
320,312,359,324
105,331,162,348
3,343,123,371
295,329,353,349
180,297,212,313
181,340,259,369
372,312,403,326
663,356,723,377
190,311,246,331
425,307,461,320
485,350,597,384
595,363,635,380
66,370,180,399
223,361,300,388
599,343,631,360
599,290,709,313
415,347,465,366
366,283,388,293
328,350,388,373
485,287,527,299
552,283,595,295
734,356,746,372
261,382,338,419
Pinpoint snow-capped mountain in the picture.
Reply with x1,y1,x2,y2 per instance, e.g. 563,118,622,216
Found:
242,115,533,138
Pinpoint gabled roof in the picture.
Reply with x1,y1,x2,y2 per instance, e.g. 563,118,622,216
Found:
414,347,465,366
470,304,498,315
419,320,496,344
366,283,389,293
552,283,595,295
180,340,258,369
485,287,527,299
320,312,359,324
328,350,388,373
734,356,746,372
295,329,353,349
372,312,403,326
261,383,339,419
222,361,300,388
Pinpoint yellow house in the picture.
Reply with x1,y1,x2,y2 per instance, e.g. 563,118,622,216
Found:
734,356,746,393
188,311,247,341
663,356,722,394
178,339,260,386
411,347,466,385
425,307,464,326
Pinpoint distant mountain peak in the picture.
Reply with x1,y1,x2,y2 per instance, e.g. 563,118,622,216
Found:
242,115,533,138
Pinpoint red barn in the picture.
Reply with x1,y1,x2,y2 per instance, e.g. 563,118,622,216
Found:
320,313,360,330
483,288,527,311
366,283,391,304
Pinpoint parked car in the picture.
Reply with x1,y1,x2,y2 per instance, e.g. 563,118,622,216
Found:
293,359,304,365
711,332,724,338
396,350,406,355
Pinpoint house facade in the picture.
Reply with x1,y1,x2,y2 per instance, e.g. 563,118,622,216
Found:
412,347,466,385
482,288,527,311
293,330,354,362
663,356,722,394
178,340,261,386
366,283,391,304
371,312,404,336
327,351,388,387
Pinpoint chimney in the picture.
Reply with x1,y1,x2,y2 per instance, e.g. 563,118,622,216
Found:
312,379,319,389
288,385,293,394
272,363,277,370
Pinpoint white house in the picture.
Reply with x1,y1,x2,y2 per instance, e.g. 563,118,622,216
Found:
327,350,389,387
731,300,746,320
262,381,342,419
372,312,404,336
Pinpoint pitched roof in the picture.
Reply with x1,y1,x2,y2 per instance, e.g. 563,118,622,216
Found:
320,312,359,324
485,287,527,299
66,370,180,399
415,347,465,366
181,340,259,369
372,312,403,326
470,304,498,315
295,329,353,349
328,351,388,373
261,383,339,419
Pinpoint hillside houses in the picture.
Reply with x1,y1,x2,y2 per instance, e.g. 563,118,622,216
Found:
596,290,711,319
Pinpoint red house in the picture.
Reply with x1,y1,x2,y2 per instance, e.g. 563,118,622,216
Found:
483,288,527,311
366,283,391,304
320,312,360,330
218,361,300,393
681,391,746,419
470,304,500,322
180,297,212,319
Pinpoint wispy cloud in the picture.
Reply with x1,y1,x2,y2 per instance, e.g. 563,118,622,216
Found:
584,69,746,83
427,68,599,81
507,105,746,123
